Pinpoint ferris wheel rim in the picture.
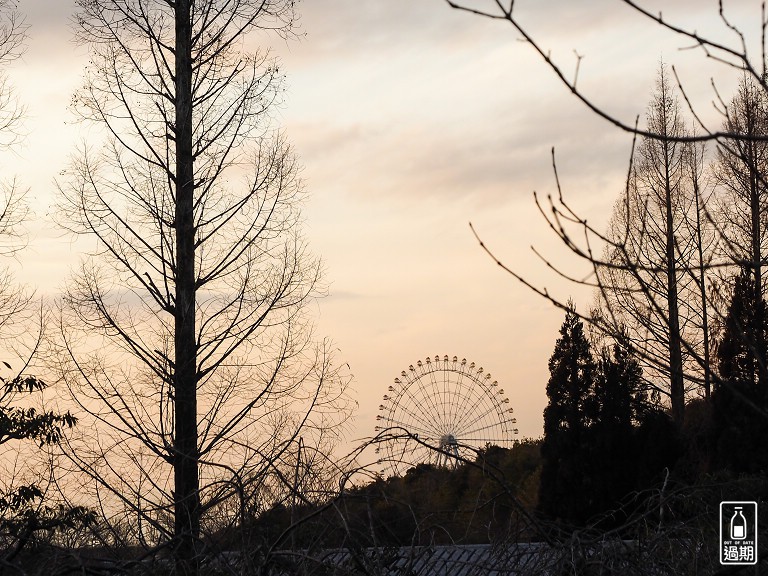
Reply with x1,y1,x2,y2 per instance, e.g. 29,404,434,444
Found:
376,355,518,475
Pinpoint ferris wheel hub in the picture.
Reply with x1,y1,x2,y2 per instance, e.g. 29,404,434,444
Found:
439,434,457,448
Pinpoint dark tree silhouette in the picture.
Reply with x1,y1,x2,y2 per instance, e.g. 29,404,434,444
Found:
0,1,95,567
0,366,94,565
54,2,353,574
446,3,768,394
597,66,702,425
589,338,645,520
539,304,597,525
713,79,768,398
541,311,670,526
713,265,768,472
717,266,767,389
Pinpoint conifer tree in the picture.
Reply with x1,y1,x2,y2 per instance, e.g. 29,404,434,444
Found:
540,313,665,524
539,304,596,524
589,339,644,519
717,266,767,388
713,266,768,472
56,2,353,573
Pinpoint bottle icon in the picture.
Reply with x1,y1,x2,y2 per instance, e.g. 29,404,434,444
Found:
731,507,748,540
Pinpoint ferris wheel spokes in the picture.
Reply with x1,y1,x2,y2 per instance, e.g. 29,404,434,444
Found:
376,355,519,476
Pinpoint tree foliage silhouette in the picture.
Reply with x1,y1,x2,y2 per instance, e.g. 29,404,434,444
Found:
713,79,768,398
445,2,768,413
588,338,647,521
713,265,768,473
0,1,95,566
540,308,672,525
0,368,94,564
539,304,596,524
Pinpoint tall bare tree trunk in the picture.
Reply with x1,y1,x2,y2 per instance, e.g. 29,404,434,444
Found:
174,1,199,573
713,80,768,398
597,67,695,426
690,141,711,400
663,134,685,425
747,132,767,399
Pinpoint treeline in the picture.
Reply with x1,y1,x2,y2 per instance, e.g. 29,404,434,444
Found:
233,442,541,550
537,66,768,528
9,6,768,574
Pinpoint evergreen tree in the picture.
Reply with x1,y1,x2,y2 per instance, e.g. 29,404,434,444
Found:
58,3,352,573
718,266,767,389
589,339,644,521
713,266,768,472
540,314,672,525
538,304,597,524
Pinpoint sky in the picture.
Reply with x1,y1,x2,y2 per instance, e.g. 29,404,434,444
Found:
2,0,762,450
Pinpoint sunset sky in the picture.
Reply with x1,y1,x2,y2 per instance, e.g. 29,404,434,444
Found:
3,0,761,446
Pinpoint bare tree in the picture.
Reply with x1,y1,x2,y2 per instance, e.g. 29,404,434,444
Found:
53,2,353,574
444,1,768,141
596,66,704,424
687,132,714,400
445,2,768,406
711,78,768,396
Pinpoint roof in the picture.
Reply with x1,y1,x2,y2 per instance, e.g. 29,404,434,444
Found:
266,543,562,575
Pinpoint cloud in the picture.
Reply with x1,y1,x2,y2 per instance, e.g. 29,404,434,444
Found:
19,0,77,35
277,0,754,221
282,0,503,65
287,84,632,214
325,289,366,302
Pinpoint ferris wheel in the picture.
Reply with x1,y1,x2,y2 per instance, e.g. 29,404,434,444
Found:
375,355,518,475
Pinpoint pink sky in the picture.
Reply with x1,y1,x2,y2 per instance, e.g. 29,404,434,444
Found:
4,0,759,450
